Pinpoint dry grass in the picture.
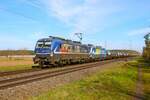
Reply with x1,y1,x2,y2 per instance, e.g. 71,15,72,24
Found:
0,57,34,71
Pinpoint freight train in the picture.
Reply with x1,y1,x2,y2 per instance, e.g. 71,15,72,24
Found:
33,36,138,68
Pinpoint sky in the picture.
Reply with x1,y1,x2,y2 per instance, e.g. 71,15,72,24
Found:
0,0,150,52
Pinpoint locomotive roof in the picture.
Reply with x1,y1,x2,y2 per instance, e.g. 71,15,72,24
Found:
49,36,66,40
49,36,82,45
38,38,51,42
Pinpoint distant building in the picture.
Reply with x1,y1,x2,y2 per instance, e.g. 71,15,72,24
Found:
143,33,150,60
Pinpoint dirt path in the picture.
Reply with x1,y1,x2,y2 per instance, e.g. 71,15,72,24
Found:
133,64,144,100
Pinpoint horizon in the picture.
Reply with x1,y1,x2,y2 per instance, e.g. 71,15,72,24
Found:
0,0,150,52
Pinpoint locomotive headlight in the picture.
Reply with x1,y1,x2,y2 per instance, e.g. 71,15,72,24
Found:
50,53,53,57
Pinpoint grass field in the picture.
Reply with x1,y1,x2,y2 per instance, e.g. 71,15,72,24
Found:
32,59,148,100
0,57,34,72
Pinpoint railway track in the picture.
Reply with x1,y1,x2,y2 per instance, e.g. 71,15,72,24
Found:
0,58,129,90
0,68,42,77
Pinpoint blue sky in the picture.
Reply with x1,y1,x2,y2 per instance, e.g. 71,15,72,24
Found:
0,0,150,52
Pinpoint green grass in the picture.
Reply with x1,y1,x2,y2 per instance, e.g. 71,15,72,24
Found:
31,61,139,100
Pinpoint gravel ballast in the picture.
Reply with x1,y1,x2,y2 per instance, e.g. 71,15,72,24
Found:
0,61,126,100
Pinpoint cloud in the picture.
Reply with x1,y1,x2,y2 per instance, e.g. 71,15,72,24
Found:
22,0,150,36
128,27,150,36
39,0,122,34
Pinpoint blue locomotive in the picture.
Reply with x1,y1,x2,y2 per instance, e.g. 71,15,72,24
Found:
33,36,107,67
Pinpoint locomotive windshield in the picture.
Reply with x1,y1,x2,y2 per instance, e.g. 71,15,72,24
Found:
36,41,51,48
